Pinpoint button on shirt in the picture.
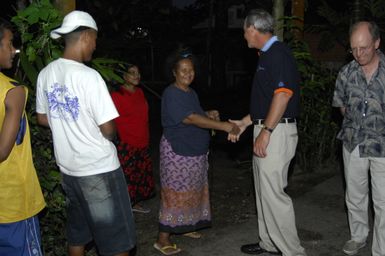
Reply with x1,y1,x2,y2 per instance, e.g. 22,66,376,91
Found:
333,50,385,157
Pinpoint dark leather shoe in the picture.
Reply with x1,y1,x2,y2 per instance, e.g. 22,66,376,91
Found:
240,243,282,255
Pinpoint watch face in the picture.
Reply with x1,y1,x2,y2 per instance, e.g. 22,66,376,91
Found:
262,125,273,133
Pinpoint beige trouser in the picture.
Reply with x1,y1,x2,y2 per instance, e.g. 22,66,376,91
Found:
343,145,385,256
253,123,306,256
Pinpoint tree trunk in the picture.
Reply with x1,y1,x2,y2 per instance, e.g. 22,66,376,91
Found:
211,0,228,90
291,0,304,40
272,0,284,41
352,0,361,23
16,0,27,10
206,0,215,88
53,0,76,15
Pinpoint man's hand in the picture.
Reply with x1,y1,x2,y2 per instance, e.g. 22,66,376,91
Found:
227,119,248,142
253,129,271,158
228,122,241,135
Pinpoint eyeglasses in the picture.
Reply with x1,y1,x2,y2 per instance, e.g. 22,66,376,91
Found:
349,46,372,55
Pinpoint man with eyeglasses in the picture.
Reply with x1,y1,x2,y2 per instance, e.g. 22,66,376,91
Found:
333,21,385,256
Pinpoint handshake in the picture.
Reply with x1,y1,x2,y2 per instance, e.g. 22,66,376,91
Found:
226,121,241,136
226,119,247,143
205,110,245,142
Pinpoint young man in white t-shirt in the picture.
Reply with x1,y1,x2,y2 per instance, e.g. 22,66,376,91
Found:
35,11,136,256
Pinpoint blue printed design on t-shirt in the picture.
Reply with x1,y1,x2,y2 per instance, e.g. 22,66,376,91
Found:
15,114,26,145
45,83,79,121
278,81,285,87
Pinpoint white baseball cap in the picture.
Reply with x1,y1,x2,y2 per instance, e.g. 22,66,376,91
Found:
50,10,98,39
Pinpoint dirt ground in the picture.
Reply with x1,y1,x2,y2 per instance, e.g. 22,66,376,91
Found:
104,92,341,256
131,140,338,256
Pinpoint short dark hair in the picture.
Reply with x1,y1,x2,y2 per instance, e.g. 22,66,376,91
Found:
0,18,13,46
63,26,93,45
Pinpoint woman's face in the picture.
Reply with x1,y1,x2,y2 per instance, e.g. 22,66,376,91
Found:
124,66,141,86
174,58,195,87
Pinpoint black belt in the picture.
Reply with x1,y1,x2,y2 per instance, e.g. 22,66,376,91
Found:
253,118,296,125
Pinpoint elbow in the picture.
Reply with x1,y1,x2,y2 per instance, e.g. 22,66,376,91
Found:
0,150,10,163
99,121,117,141
102,131,116,141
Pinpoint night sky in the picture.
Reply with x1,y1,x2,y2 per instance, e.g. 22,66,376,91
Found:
0,0,354,25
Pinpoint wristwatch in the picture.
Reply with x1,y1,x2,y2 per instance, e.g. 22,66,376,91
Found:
261,124,274,133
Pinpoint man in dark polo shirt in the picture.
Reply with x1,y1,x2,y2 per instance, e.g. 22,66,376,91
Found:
228,9,306,256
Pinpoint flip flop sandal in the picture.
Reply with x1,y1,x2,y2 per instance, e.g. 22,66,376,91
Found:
153,243,181,255
182,231,202,239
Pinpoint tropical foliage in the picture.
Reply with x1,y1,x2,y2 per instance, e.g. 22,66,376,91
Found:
282,15,341,171
310,0,385,51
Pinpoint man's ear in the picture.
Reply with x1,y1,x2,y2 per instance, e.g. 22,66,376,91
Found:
375,38,381,49
80,30,89,42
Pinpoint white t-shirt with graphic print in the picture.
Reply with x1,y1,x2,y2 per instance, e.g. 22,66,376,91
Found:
36,58,120,177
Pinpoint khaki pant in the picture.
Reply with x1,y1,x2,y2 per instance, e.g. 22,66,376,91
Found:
343,145,385,256
253,123,306,256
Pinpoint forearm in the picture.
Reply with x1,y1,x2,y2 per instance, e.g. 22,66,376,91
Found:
36,113,49,127
263,92,291,129
241,114,253,127
184,113,231,132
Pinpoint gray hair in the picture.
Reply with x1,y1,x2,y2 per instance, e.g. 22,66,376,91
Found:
349,21,380,41
244,9,274,34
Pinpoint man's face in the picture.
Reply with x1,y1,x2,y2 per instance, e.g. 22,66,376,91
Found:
350,24,380,67
0,29,15,69
243,25,262,50
243,26,256,48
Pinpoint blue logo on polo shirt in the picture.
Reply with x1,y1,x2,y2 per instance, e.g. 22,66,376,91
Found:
278,81,285,87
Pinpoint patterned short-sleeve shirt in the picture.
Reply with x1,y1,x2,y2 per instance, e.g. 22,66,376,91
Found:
332,50,385,157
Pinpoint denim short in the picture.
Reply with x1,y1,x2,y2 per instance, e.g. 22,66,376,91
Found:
61,168,136,255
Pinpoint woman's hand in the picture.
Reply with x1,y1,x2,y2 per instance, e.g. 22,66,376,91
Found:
226,122,240,136
227,119,247,142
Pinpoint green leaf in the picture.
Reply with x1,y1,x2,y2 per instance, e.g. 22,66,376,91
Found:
19,52,38,86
